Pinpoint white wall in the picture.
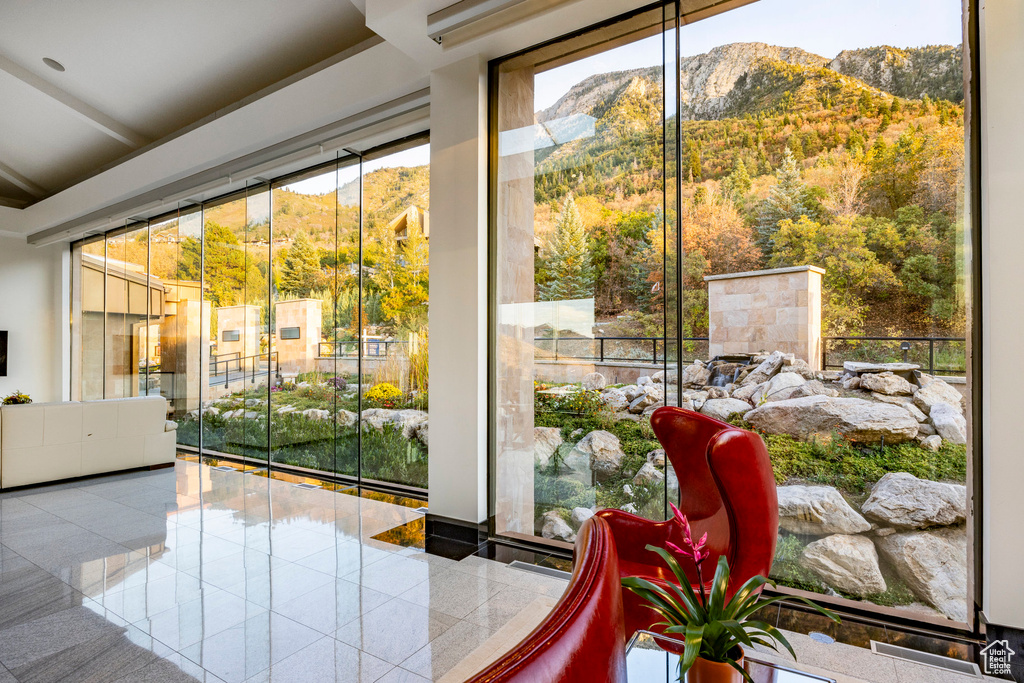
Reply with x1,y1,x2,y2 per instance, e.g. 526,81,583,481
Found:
427,56,489,523
0,237,67,404
980,0,1024,631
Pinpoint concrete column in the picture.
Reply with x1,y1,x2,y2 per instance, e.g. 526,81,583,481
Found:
428,56,488,524
493,63,537,536
274,299,322,376
980,0,1024,632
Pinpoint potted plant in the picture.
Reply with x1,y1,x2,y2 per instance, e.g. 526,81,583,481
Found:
622,504,839,683
2,390,32,405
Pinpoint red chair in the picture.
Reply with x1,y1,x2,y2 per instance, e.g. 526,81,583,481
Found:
466,515,627,683
597,406,778,639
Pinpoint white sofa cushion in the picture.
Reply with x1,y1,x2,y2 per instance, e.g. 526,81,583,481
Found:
82,401,119,440
2,444,82,488
44,403,84,446
117,398,166,437
1,404,46,449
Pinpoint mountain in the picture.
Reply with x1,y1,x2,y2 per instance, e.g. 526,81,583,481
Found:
679,43,829,119
536,41,963,125
828,45,963,103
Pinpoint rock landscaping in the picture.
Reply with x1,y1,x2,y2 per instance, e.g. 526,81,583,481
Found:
533,349,969,621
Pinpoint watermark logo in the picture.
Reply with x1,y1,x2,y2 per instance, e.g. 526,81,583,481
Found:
981,639,1016,677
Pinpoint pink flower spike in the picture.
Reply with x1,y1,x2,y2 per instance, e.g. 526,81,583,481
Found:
669,502,685,522
665,541,694,560
695,532,708,550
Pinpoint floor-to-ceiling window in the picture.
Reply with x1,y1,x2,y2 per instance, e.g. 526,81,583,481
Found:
491,0,973,626
70,137,429,493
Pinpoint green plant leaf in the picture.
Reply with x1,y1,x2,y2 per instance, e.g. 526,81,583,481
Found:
680,623,706,675
728,657,755,683
718,619,753,648
723,574,772,619
744,620,797,661
707,556,731,620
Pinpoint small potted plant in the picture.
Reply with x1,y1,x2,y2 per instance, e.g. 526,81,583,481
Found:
622,504,839,683
2,390,32,405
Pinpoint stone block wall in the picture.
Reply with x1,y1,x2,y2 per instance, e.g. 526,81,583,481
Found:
705,265,824,369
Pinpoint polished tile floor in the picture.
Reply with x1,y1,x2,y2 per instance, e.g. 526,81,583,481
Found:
0,461,567,682
0,461,1002,683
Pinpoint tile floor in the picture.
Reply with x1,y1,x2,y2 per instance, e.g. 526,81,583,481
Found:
0,460,1004,682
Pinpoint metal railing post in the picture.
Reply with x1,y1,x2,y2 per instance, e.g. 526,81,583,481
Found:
929,340,935,376
600,337,605,363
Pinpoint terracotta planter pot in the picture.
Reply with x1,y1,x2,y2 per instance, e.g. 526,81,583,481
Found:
684,653,744,683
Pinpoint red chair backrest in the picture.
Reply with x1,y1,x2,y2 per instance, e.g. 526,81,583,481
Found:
647,406,777,588
466,516,627,683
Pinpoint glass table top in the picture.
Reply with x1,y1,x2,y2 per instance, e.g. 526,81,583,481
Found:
626,631,836,683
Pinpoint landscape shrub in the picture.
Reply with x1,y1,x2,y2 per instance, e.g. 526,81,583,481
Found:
534,388,606,416
364,382,403,408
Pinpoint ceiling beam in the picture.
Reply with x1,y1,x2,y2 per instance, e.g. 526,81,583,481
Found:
0,196,29,210
0,159,46,198
0,54,150,149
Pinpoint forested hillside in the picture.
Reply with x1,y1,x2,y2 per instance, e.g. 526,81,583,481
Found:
532,41,965,338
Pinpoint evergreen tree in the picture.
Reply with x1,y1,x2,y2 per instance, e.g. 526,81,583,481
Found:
538,193,595,302
756,147,808,258
278,232,325,297
688,147,703,182
889,98,901,114
721,157,752,202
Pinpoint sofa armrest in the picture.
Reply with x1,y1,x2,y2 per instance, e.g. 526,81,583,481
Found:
164,420,178,432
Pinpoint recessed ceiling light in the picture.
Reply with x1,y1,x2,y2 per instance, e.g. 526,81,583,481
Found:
42,57,65,72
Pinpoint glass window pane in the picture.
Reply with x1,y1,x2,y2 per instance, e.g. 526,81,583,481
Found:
676,0,969,622
73,237,107,401
360,143,430,489
201,193,255,458
494,17,667,542
270,164,340,475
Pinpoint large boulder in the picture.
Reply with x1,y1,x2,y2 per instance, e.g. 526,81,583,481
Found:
861,472,966,529
800,534,887,596
784,357,818,380
601,389,630,412
875,528,967,621
414,422,429,447
860,371,916,396
930,403,967,445
390,409,429,438
534,427,563,469
629,388,661,414
633,462,665,486
777,485,871,535
913,378,964,416
751,372,806,404
573,430,625,481
302,408,331,421
700,398,752,422
790,380,839,399
741,351,788,386
680,361,711,388
871,394,928,422
745,396,919,444
336,410,358,428
360,408,396,430
731,381,763,403
570,507,594,529
582,372,607,391
540,511,575,542
646,449,666,468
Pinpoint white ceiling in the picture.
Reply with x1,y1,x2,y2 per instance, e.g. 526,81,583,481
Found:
0,0,374,206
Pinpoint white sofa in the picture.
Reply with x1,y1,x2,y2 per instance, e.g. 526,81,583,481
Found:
0,396,177,489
